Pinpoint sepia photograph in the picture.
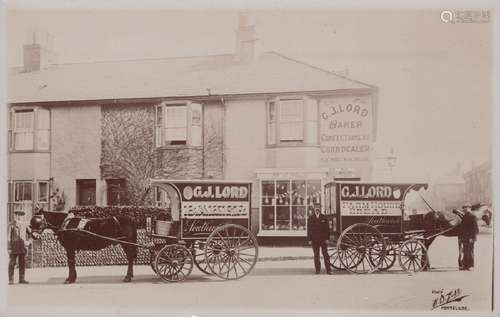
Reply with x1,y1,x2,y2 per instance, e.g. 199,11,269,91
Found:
1,1,498,316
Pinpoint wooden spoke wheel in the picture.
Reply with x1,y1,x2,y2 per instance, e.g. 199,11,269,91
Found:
329,246,358,270
398,239,428,273
149,244,165,274
328,246,344,270
154,244,193,282
337,223,386,274
192,240,212,275
368,242,397,271
204,224,259,280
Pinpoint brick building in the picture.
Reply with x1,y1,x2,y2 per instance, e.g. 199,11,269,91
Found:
7,15,378,243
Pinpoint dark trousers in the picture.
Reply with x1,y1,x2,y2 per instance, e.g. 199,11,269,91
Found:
311,240,331,273
8,253,26,282
462,239,475,269
458,239,475,269
458,239,464,269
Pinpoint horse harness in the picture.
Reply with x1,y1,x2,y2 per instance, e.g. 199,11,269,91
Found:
58,215,126,240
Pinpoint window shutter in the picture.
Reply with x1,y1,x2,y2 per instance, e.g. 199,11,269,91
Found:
155,105,163,147
8,182,12,203
267,101,276,145
189,103,202,146
8,110,13,151
36,108,50,150
305,98,318,144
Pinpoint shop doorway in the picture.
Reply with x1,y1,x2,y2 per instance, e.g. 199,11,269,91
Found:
106,178,127,206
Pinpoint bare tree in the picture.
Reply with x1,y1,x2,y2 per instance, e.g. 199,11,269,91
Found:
101,106,155,205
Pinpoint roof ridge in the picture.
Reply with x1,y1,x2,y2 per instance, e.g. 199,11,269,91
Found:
14,53,235,68
265,51,377,89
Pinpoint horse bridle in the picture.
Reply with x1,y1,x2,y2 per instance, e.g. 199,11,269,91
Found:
32,212,64,234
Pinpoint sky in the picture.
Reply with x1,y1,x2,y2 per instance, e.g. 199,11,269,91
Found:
4,7,493,182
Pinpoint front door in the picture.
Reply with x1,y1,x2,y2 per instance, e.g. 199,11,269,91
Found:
106,179,126,206
77,179,96,206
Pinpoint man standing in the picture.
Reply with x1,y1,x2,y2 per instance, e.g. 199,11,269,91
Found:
459,203,479,271
307,207,332,274
8,210,31,285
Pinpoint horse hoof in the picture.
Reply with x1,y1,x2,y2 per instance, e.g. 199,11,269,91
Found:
64,279,75,284
123,277,132,283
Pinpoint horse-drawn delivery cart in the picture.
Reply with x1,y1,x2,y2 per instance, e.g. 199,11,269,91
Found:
146,179,259,282
324,181,430,274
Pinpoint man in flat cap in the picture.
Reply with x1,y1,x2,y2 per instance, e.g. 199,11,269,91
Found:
307,207,332,275
8,210,31,285
458,203,479,271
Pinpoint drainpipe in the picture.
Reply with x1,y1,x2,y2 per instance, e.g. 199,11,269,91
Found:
220,96,226,179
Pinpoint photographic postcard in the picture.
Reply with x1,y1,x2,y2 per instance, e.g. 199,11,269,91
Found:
1,1,499,316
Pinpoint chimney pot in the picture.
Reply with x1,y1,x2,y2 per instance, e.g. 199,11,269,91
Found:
235,12,256,64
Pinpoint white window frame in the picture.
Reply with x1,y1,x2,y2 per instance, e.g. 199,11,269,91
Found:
155,101,203,148
266,96,319,146
9,107,51,152
259,178,323,236
279,99,304,142
14,181,33,203
165,104,188,144
37,181,50,203
154,186,171,208
12,109,34,151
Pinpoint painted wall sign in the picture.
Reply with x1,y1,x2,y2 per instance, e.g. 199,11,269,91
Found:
319,95,373,164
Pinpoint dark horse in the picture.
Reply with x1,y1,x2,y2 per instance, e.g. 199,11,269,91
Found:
30,209,138,283
416,209,465,270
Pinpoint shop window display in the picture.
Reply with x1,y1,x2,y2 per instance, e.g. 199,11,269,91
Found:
261,179,322,232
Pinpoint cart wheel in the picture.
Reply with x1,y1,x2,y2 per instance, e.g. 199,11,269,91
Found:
154,244,193,282
192,240,212,275
204,224,258,280
328,246,344,270
149,244,164,274
368,242,396,271
337,223,385,274
398,239,428,273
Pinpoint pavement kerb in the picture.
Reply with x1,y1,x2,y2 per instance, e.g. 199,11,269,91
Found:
258,255,314,262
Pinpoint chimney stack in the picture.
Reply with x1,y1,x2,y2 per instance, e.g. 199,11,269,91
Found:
235,12,256,64
23,31,57,72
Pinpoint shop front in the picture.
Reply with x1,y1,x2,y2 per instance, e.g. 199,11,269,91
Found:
255,168,329,239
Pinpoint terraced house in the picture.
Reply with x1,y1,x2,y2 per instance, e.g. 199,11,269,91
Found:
7,15,378,243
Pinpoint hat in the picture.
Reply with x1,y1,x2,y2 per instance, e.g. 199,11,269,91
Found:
14,210,26,215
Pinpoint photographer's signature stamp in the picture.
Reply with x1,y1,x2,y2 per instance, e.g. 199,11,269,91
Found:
431,288,469,310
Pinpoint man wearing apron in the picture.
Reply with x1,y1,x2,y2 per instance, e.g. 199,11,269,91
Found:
8,209,31,285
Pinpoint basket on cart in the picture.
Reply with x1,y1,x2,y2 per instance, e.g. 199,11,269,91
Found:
155,220,173,236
